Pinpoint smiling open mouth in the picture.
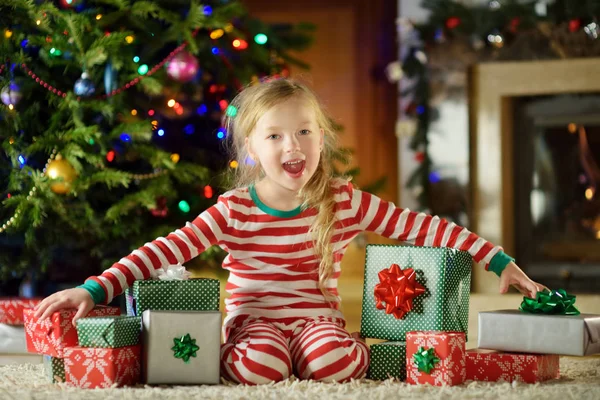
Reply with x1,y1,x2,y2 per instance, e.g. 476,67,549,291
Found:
282,160,305,175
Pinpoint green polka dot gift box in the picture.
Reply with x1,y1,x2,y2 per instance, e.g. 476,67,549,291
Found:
76,316,141,348
367,341,407,381
360,245,471,341
126,278,220,316
43,355,65,383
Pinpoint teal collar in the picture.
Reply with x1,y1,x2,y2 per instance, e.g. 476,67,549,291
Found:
249,184,303,218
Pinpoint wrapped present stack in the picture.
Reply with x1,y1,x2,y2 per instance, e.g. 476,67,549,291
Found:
359,246,598,385
360,245,471,384
23,306,121,383
25,264,222,387
126,265,222,385
0,298,41,355
469,289,600,383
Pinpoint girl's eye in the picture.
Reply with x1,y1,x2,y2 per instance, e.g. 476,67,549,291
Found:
299,129,311,135
268,134,280,140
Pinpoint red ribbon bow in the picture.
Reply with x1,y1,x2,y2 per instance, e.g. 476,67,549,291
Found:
374,264,426,319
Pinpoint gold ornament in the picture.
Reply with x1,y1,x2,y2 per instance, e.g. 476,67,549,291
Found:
47,156,77,194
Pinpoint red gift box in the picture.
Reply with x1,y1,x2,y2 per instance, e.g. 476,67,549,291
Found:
0,298,42,325
23,306,120,357
64,345,141,388
406,331,466,386
466,349,560,383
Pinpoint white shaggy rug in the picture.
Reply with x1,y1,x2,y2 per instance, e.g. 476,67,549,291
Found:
0,357,599,400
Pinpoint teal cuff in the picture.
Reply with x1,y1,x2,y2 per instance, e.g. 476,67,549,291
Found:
488,251,514,277
77,280,106,305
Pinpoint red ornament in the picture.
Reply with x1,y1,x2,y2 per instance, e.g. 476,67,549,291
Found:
374,264,426,319
150,197,168,217
445,17,461,30
415,151,425,163
569,19,581,32
509,17,520,33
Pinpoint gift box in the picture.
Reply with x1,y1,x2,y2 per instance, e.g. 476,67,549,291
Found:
406,331,466,386
0,323,28,354
360,245,471,341
63,345,141,388
76,316,141,348
43,355,66,383
142,310,221,384
367,341,406,381
466,349,559,383
0,297,42,325
126,278,220,316
23,306,120,357
478,310,600,356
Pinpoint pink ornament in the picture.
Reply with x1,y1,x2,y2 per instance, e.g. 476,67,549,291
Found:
166,51,199,83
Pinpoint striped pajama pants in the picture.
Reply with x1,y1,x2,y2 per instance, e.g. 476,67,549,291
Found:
220,317,370,385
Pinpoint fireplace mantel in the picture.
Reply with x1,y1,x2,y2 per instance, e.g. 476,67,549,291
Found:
469,58,600,293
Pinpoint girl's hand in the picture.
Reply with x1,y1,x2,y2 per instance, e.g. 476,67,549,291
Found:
33,288,95,327
499,262,549,299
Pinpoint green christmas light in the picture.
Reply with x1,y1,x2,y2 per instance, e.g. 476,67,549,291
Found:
137,64,149,75
254,33,268,45
178,200,190,213
225,105,238,117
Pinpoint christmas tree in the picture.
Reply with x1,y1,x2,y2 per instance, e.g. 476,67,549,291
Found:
0,0,314,291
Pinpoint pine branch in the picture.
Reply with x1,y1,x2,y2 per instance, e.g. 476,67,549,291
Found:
76,169,132,190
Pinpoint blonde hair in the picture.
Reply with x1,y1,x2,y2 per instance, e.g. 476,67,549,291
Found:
224,78,342,303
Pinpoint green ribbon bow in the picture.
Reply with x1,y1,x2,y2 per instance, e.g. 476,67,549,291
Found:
519,288,580,315
172,333,200,363
413,347,440,374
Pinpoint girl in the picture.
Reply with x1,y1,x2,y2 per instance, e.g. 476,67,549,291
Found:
34,78,547,385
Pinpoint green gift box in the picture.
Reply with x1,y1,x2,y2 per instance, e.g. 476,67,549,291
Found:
76,316,141,348
367,341,406,381
126,278,220,316
43,355,65,383
360,245,471,341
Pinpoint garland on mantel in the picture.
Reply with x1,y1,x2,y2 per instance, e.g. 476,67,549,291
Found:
387,0,600,212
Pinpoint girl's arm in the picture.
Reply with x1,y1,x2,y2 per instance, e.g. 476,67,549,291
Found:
349,186,511,275
80,195,231,305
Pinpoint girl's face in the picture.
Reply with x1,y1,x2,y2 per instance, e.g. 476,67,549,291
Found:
246,96,324,197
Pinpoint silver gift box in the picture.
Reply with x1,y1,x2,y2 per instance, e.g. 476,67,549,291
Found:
142,310,221,384
0,323,27,354
478,310,600,356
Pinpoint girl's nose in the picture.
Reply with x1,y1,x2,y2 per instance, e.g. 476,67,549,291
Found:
284,135,301,153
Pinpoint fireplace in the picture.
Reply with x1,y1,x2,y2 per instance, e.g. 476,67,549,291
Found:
513,95,600,292
469,58,600,293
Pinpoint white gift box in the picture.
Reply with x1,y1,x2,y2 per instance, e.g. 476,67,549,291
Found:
0,323,27,354
478,310,600,356
142,310,221,384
